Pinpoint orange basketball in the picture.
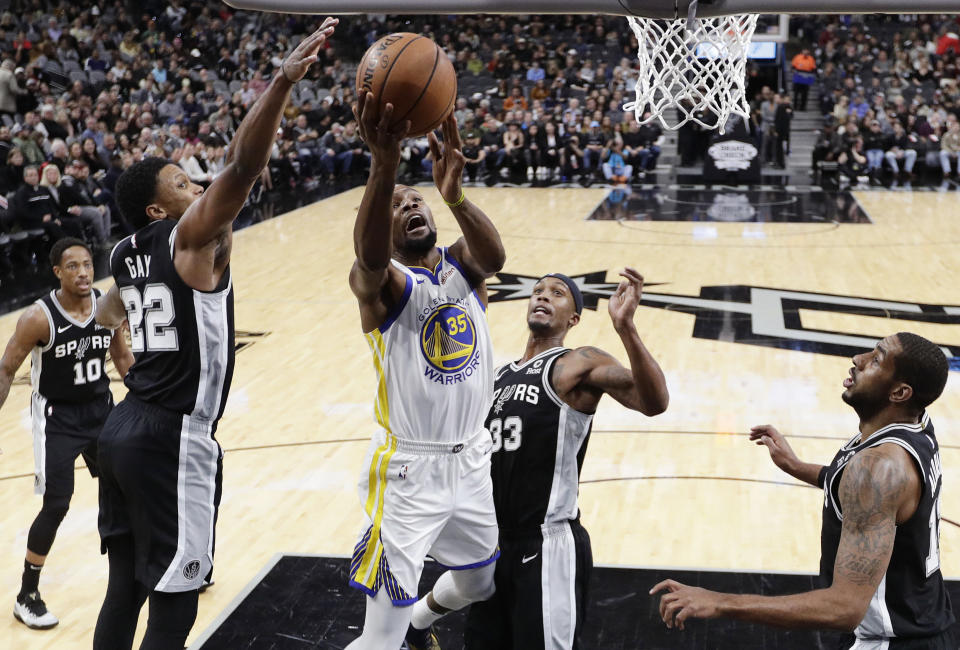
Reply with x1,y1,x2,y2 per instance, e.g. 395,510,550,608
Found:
355,33,457,138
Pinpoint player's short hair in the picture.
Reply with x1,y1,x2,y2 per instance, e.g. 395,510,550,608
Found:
49,237,92,268
115,156,172,231
893,332,949,410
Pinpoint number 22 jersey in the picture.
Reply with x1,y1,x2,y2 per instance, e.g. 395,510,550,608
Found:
110,219,235,421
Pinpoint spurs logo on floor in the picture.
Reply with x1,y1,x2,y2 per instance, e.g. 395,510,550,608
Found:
488,272,960,368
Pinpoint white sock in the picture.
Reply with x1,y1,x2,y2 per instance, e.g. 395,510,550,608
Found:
410,595,444,630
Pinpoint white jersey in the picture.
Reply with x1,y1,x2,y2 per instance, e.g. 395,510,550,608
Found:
364,247,493,444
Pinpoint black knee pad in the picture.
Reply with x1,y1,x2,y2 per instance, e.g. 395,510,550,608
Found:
27,494,71,555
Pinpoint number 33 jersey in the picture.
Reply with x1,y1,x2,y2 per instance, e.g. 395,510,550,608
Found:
110,219,235,421
485,347,594,532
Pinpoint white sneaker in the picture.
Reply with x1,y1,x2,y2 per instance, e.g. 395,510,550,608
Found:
13,592,59,630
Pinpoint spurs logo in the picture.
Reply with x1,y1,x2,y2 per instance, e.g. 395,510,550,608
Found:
488,272,960,368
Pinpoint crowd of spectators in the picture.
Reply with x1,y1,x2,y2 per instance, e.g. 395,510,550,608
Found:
4,2,959,284
0,3,678,280
798,14,960,185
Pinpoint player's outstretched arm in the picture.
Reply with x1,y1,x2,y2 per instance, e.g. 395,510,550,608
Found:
176,18,337,255
0,306,49,410
580,268,668,416
650,446,912,631
349,93,411,331
749,425,824,487
434,115,506,289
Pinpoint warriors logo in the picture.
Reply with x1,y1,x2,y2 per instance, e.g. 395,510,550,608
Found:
420,303,478,374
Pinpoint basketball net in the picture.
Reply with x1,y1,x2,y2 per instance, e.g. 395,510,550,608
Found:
623,1,758,135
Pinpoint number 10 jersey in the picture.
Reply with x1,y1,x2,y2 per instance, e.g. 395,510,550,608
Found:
110,219,235,421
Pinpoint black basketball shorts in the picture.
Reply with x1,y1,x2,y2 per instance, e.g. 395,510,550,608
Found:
465,519,593,650
31,391,112,497
97,394,223,593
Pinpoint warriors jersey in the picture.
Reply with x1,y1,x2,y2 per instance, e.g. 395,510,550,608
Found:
819,412,954,641
31,288,112,403
364,247,492,443
110,219,235,421
485,347,594,532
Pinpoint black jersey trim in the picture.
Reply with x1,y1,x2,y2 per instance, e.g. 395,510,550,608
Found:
164,223,232,295
33,299,55,353
827,436,928,522
48,289,97,328
843,413,932,451
508,346,565,372
542,351,570,409
109,236,128,273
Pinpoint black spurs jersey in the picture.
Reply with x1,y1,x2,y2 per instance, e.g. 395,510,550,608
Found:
485,347,594,533
31,288,112,403
820,413,954,641
110,219,235,422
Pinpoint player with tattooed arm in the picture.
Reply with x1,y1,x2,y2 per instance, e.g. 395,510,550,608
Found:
652,332,954,649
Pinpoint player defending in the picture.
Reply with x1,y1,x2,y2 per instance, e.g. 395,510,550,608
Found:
464,270,669,649
90,19,338,649
652,332,955,648
346,94,506,650
0,238,132,630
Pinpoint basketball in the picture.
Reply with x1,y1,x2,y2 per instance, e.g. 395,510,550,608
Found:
355,32,457,137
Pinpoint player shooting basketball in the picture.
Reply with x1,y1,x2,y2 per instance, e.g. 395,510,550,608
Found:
345,96,505,650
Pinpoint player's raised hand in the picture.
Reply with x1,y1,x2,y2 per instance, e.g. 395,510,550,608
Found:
608,267,644,332
428,114,466,205
353,92,410,165
650,580,723,630
749,424,801,474
281,17,338,83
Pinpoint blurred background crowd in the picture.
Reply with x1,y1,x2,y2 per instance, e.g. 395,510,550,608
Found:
0,1,958,284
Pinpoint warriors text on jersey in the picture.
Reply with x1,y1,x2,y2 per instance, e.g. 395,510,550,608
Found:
820,412,954,642
364,247,492,443
31,288,112,403
485,347,594,532
110,219,235,421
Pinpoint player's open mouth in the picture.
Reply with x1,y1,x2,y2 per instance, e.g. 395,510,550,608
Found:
843,368,855,388
405,214,426,232
532,306,550,315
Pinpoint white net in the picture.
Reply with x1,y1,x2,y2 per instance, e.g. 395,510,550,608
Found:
624,10,759,135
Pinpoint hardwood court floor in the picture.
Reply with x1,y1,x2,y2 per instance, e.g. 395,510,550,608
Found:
1,186,959,648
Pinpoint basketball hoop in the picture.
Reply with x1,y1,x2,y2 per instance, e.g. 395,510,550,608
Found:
623,1,758,134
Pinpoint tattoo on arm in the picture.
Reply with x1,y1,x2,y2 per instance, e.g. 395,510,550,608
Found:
577,346,614,361
833,451,905,588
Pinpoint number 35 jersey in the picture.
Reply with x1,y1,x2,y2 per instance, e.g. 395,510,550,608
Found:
485,347,594,532
364,247,492,444
110,219,235,422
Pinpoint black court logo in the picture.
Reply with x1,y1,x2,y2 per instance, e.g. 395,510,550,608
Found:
488,272,960,370
182,560,202,581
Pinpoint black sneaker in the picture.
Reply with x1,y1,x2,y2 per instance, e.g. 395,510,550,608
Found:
405,623,441,650
13,591,59,629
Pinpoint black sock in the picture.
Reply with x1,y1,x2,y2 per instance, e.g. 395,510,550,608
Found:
19,560,43,599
